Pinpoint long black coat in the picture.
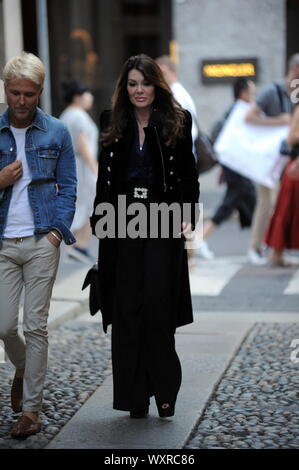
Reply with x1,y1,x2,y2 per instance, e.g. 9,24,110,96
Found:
90,109,200,333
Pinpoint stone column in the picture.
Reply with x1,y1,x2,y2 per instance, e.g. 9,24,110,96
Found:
0,0,24,113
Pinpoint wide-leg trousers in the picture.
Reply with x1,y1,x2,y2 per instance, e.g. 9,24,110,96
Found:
112,236,183,412
0,236,60,412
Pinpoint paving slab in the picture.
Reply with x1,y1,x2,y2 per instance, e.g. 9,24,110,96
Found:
48,300,86,328
46,313,254,449
52,267,89,302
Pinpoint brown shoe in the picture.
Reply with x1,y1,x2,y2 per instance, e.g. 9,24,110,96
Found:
11,415,42,438
11,375,23,413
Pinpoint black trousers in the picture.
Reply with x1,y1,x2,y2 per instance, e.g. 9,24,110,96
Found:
112,236,182,412
211,166,256,228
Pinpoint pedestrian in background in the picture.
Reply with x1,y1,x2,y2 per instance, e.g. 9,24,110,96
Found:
264,103,299,266
197,78,257,260
245,53,299,265
60,81,98,263
156,55,201,268
90,54,199,419
0,52,76,438
156,55,199,154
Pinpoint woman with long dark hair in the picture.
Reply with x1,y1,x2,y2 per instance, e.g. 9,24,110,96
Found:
90,54,199,418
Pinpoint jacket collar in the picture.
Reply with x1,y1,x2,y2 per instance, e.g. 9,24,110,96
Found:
0,107,47,132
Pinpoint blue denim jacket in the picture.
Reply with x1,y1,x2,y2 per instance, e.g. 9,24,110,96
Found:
0,107,77,249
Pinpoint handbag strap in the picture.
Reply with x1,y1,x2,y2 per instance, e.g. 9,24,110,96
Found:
274,82,285,113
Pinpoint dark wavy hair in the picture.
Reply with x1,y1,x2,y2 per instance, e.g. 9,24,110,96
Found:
62,81,90,104
102,54,186,147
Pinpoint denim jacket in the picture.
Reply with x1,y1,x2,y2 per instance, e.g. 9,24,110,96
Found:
0,107,77,249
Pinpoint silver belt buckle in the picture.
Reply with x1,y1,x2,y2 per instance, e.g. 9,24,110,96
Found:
133,187,148,199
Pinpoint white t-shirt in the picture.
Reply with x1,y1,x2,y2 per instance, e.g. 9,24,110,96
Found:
4,126,35,238
170,81,199,143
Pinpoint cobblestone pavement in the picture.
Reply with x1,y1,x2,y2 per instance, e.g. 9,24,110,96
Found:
1,320,298,449
185,322,299,449
0,320,111,449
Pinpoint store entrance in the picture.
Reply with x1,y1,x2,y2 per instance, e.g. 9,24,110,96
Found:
46,0,172,119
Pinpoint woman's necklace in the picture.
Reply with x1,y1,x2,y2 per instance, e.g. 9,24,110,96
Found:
136,118,148,151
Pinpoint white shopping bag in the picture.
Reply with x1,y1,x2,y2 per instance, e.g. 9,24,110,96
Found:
214,100,289,188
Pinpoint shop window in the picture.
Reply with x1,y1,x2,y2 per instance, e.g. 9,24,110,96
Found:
121,0,159,16
125,34,159,60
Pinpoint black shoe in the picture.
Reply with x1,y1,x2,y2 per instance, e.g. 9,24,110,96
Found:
130,407,149,419
157,403,174,418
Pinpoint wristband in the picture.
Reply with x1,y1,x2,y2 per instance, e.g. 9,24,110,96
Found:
50,231,62,242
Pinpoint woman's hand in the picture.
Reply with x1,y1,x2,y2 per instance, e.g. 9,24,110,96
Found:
179,222,194,239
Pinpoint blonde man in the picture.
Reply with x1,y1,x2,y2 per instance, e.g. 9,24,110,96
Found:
0,52,76,438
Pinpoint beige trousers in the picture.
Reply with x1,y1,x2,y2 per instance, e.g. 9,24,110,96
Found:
249,184,278,251
0,236,60,412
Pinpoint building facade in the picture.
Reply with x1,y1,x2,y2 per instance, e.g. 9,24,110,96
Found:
0,0,298,131
173,0,292,133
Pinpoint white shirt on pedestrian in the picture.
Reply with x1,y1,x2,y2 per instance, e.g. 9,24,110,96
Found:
170,81,199,143
60,106,98,232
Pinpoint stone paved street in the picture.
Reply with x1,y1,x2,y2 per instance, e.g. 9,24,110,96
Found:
0,170,298,451
185,322,299,449
0,319,111,449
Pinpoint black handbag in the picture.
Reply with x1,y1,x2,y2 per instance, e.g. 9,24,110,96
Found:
82,262,102,316
280,139,299,158
193,115,217,175
194,130,217,175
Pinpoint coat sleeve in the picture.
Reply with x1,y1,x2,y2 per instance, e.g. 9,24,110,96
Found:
51,124,77,244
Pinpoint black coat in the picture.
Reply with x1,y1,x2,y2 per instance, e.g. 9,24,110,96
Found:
90,109,200,333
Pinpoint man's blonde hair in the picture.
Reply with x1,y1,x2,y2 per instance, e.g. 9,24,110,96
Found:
3,51,45,87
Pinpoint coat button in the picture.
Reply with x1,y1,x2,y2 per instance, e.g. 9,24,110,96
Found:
107,180,111,186
10,147,13,152
107,166,111,172
169,156,174,160
110,152,114,157
170,171,174,175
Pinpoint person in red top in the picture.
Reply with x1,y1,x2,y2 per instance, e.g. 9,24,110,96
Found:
265,104,299,266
